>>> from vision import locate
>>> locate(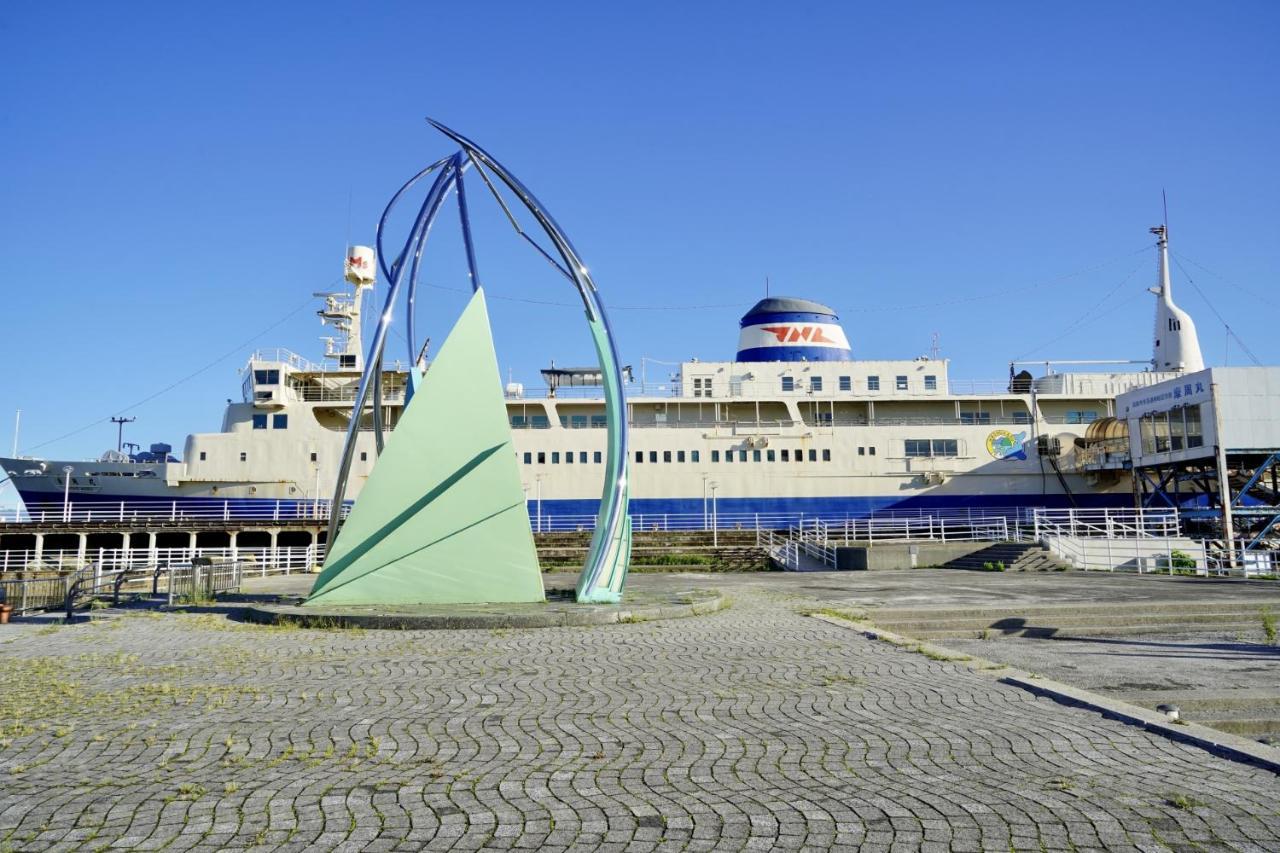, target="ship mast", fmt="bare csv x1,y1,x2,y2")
316,246,376,371
1149,225,1205,373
